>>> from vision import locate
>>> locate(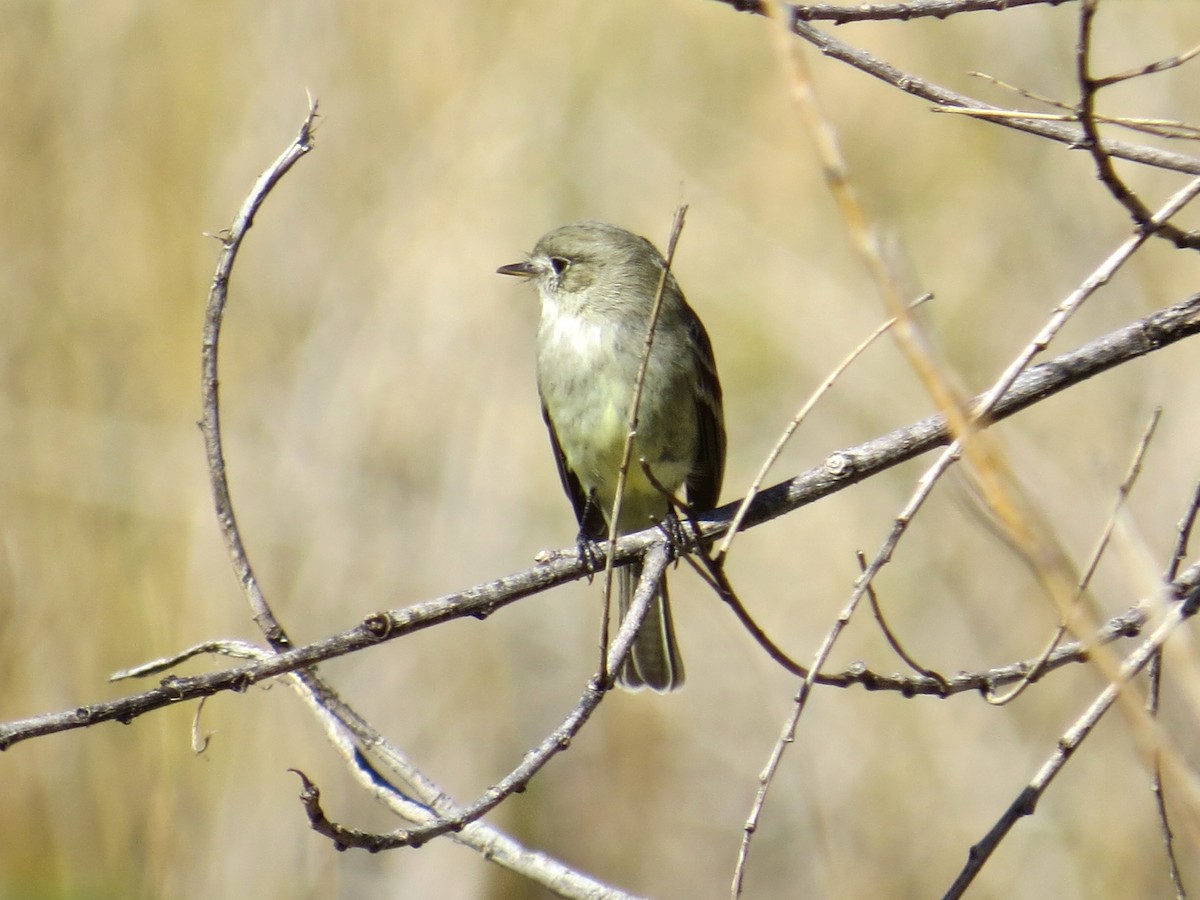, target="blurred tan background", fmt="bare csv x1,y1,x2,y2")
2,2,1200,898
